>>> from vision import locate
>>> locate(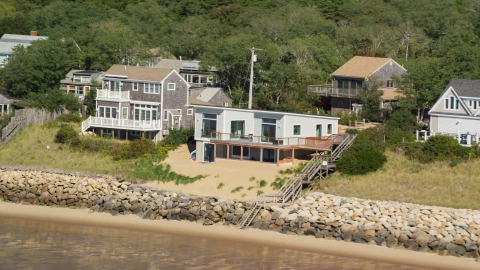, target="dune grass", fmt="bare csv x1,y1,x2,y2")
0,123,133,175
311,150,480,210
